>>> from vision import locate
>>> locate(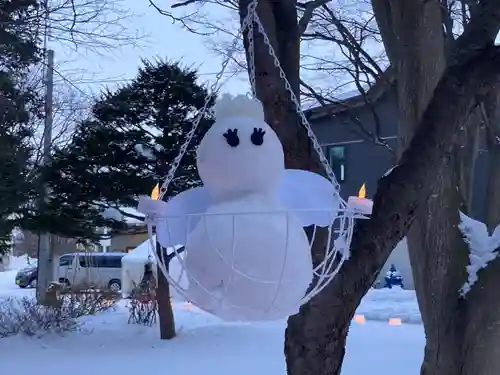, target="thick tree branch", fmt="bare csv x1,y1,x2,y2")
349,45,500,289
451,0,500,65
286,41,500,375
373,0,500,67
297,0,331,35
